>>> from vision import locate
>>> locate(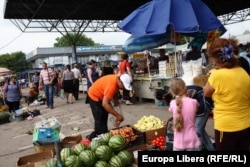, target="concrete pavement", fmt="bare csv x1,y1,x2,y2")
0,88,214,167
